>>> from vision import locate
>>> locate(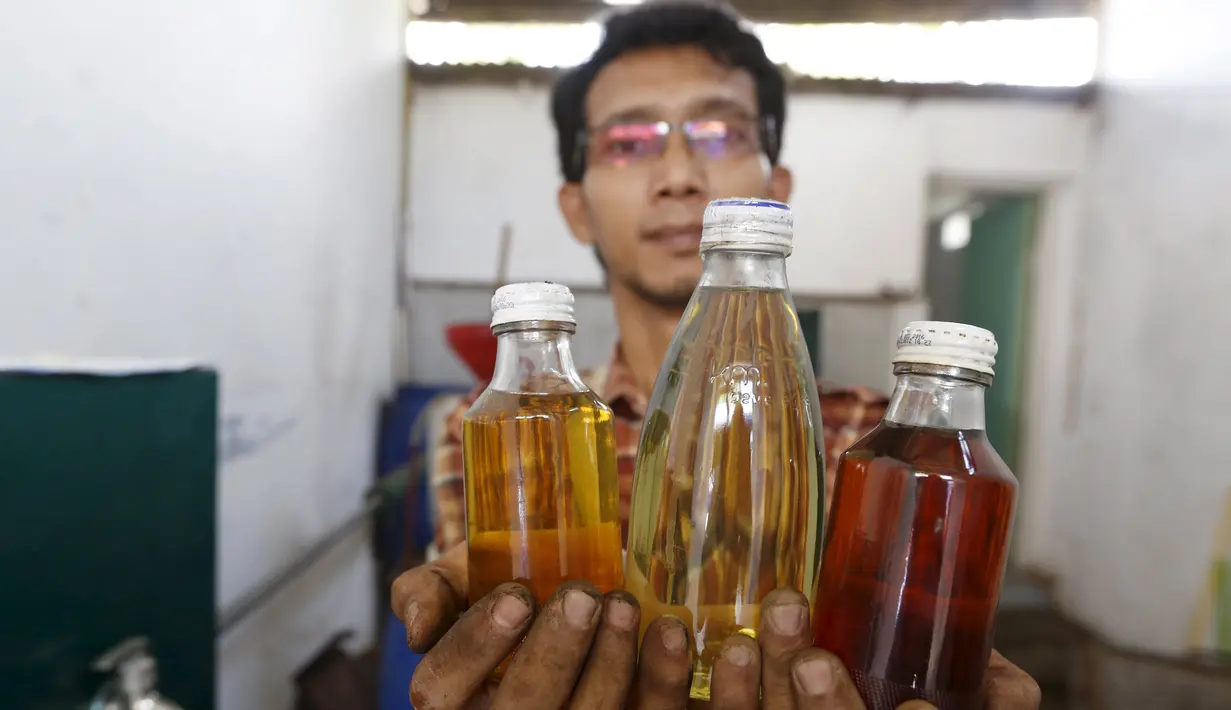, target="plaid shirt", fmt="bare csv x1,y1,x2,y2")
428,348,888,555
